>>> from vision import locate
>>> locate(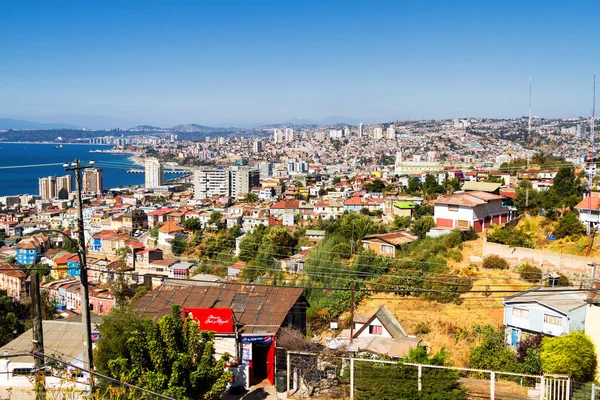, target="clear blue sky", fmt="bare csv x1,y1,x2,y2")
0,0,598,128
